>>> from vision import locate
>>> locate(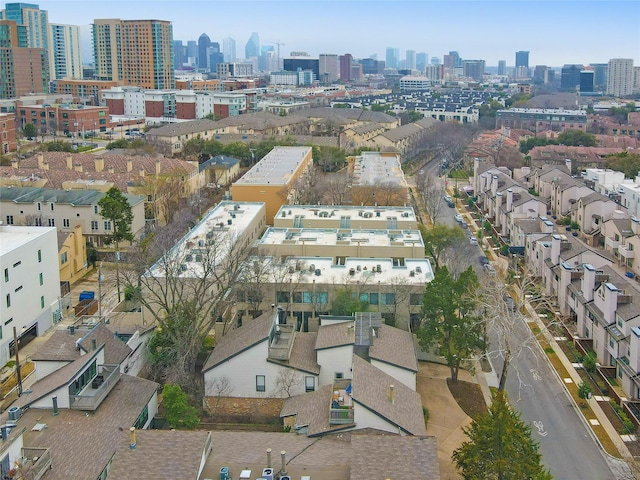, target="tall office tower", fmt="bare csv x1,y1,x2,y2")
498,60,507,76
340,53,353,82
385,47,399,69
223,37,236,62
533,65,550,83
462,59,485,80
198,33,211,70
405,50,416,70
93,18,174,89
319,53,340,82
208,42,223,72
173,40,186,69
580,70,594,93
607,58,634,97
589,63,608,89
47,23,82,80
245,32,259,59
448,51,461,68
430,57,441,65
258,45,274,71
416,52,427,72
186,40,197,64
0,20,47,98
560,64,582,90
515,50,529,68
443,54,455,69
